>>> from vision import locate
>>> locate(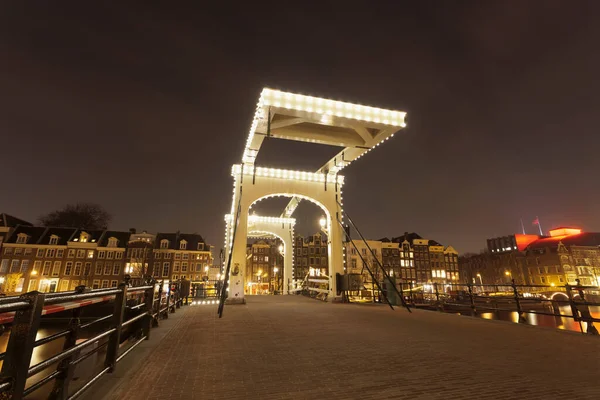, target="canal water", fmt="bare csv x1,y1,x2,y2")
0,323,107,399
474,305,600,333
